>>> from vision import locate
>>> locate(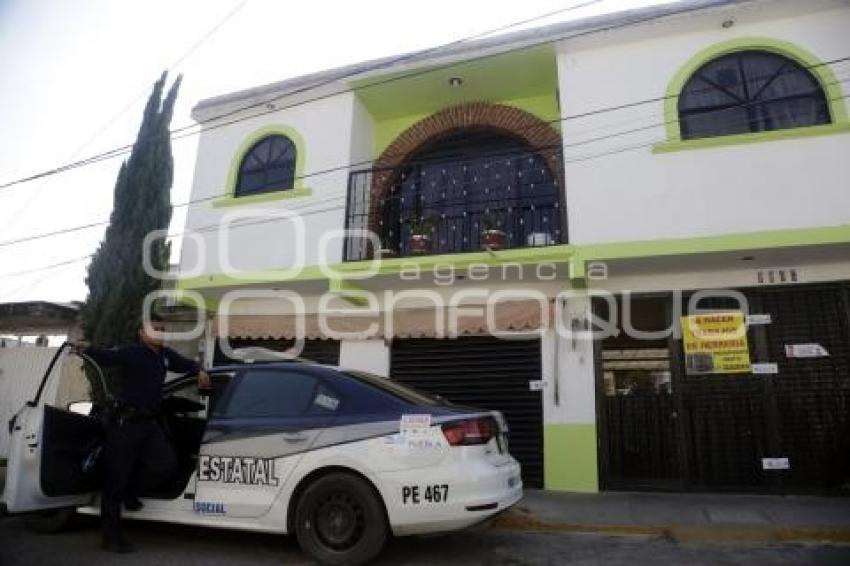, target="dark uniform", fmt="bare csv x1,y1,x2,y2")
84,344,201,546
